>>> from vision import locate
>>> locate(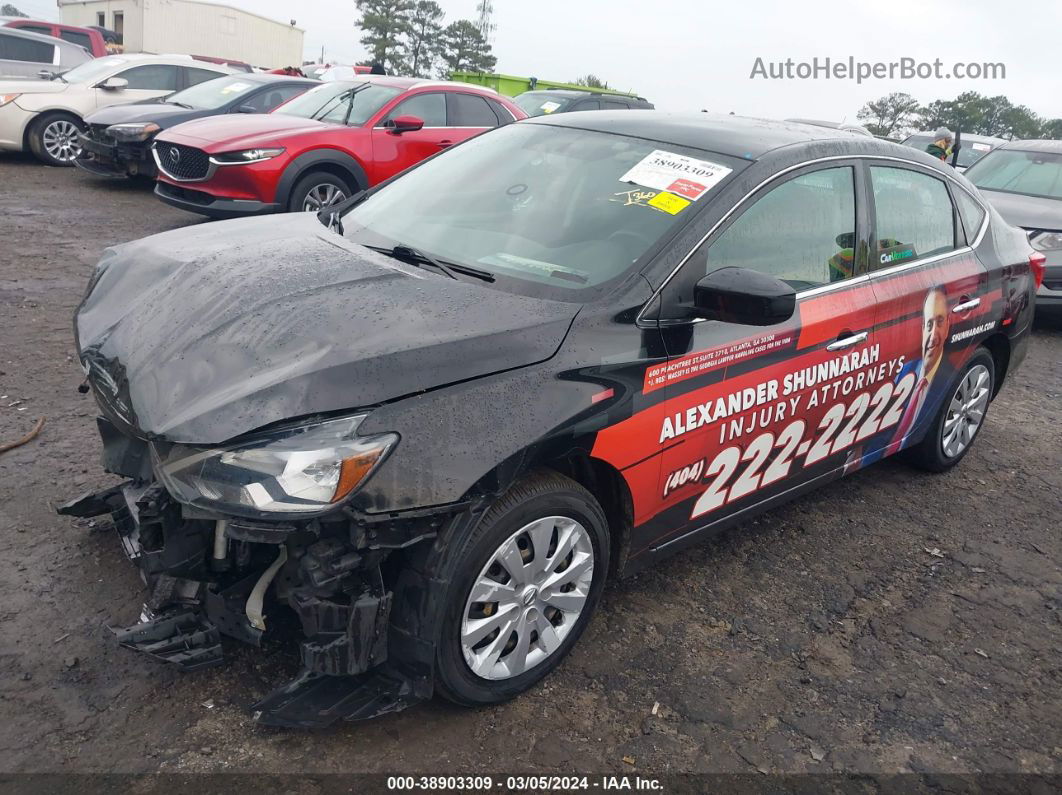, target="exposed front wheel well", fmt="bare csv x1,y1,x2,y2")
538,454,633,578
981,333,1011,397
